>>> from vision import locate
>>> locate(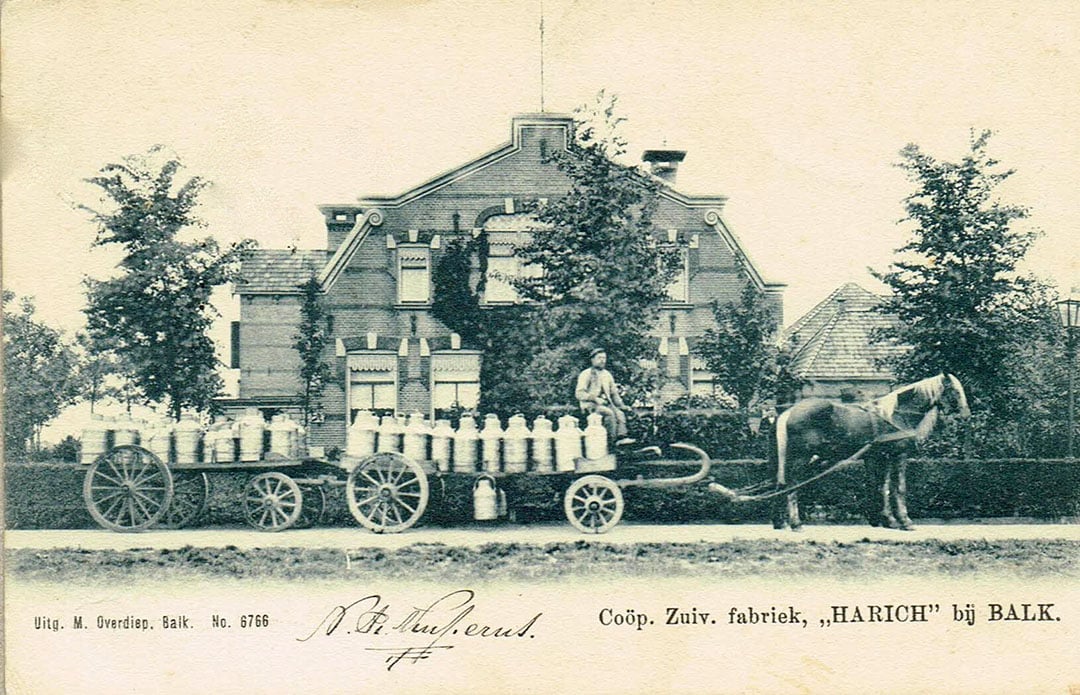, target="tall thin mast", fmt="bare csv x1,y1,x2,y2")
539,0,546,112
